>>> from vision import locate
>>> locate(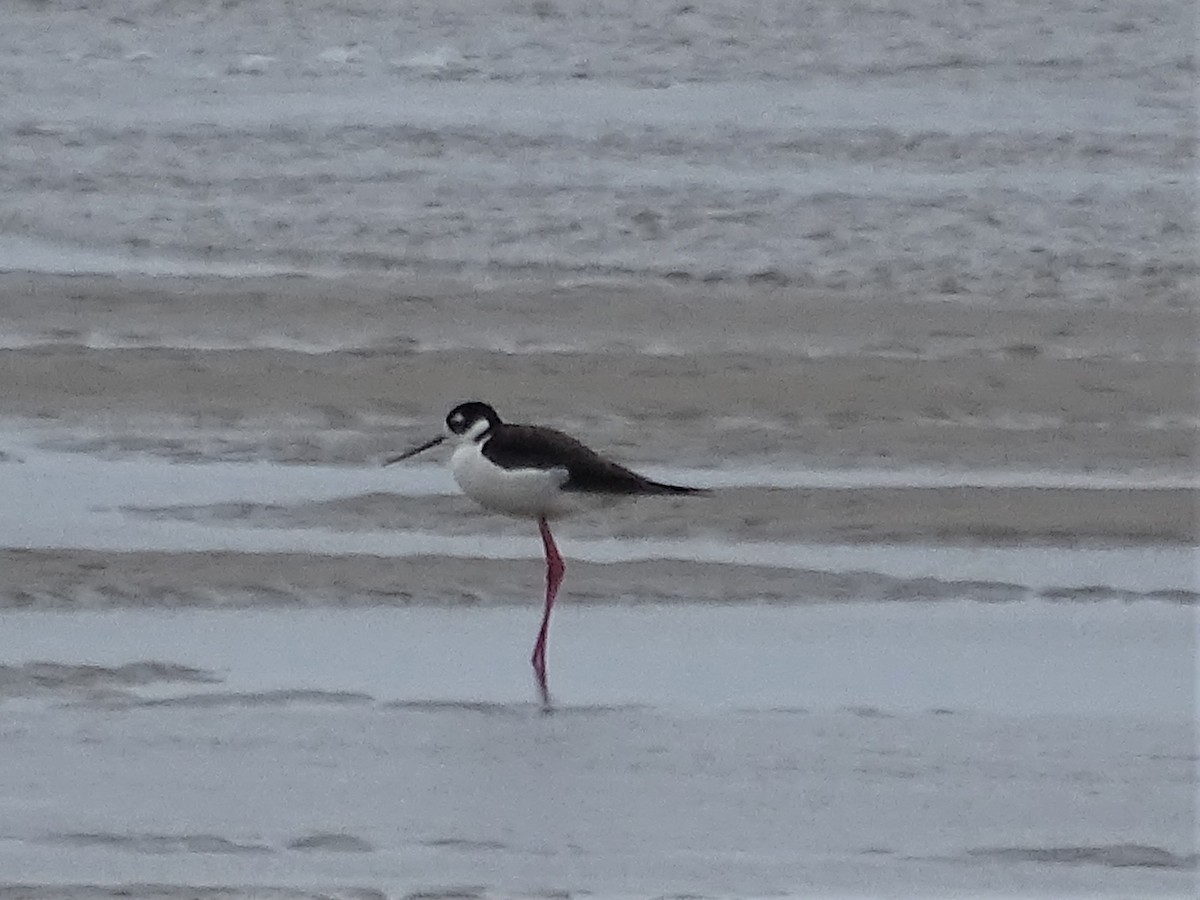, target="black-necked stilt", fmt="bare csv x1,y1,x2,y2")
384,401,704,707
